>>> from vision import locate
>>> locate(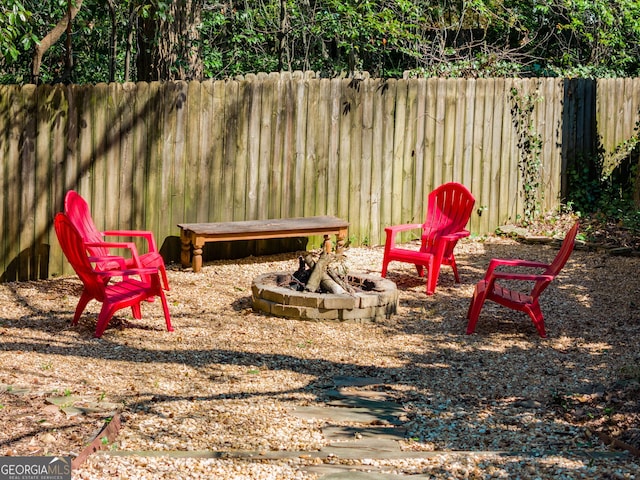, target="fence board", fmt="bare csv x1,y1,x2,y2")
337,79,351,226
